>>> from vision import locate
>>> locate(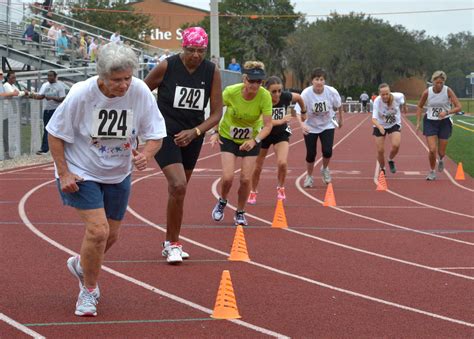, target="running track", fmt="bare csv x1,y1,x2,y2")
1,113,473,338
